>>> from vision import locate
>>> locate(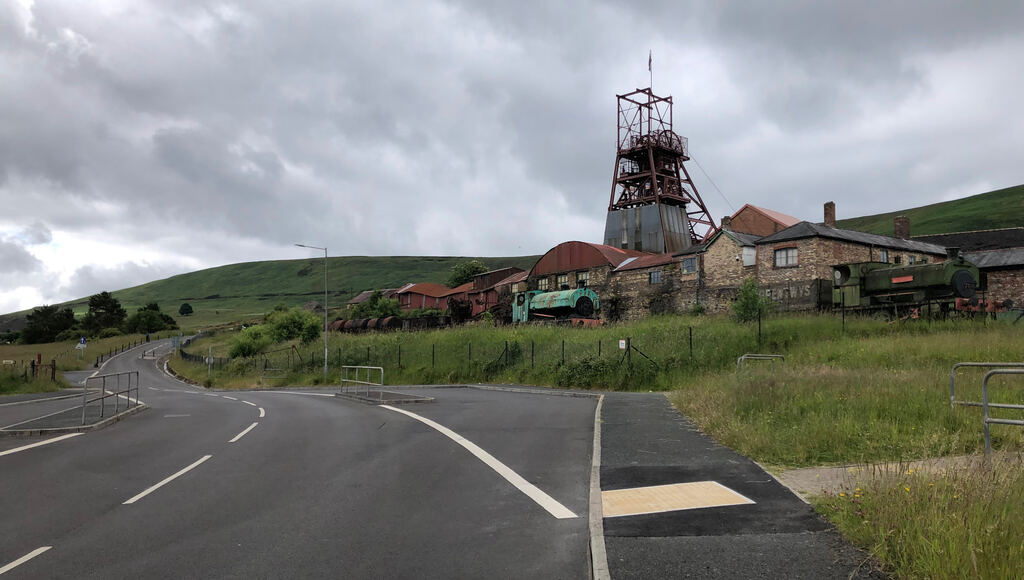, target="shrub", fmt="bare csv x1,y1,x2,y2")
97,327,121,338
266,308,321,344
732,278,774,322
229,325,273,358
